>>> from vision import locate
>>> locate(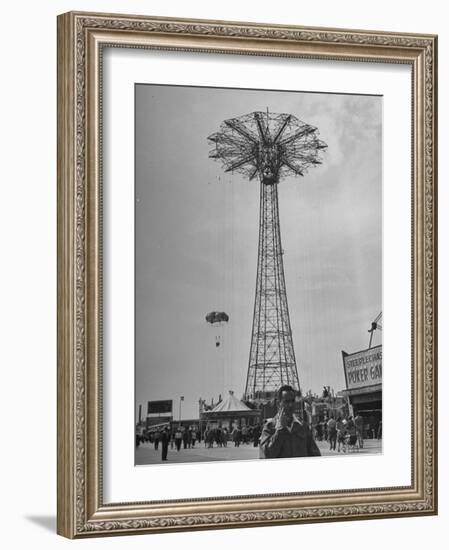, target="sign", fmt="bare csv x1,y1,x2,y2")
342,345,382,390
147,400,173,415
